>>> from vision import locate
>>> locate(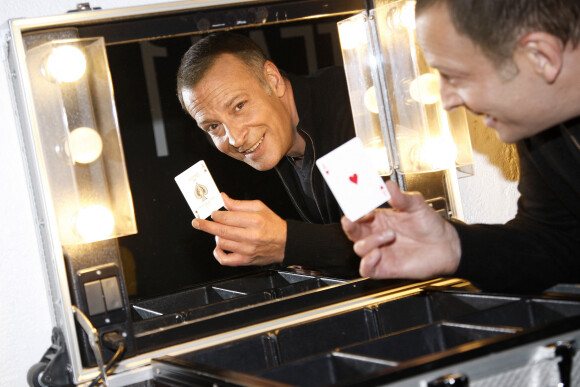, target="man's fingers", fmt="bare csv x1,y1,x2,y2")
357,211,376,222
341,216,358,241
385,180,401,207
215,235,254,257
341,211,377,242
214,246,264,266
221,192,265,212
214,247,248,266
359,249,382,277
210,209,262,229
192,218,211,232
192,217,219,234
192,216,248,242
353,229,395,257
386,180,425,212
